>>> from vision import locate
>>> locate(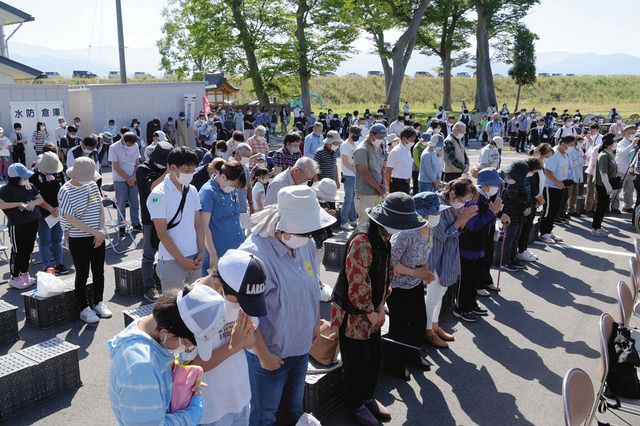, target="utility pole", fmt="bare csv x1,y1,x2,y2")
115,0,127,83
